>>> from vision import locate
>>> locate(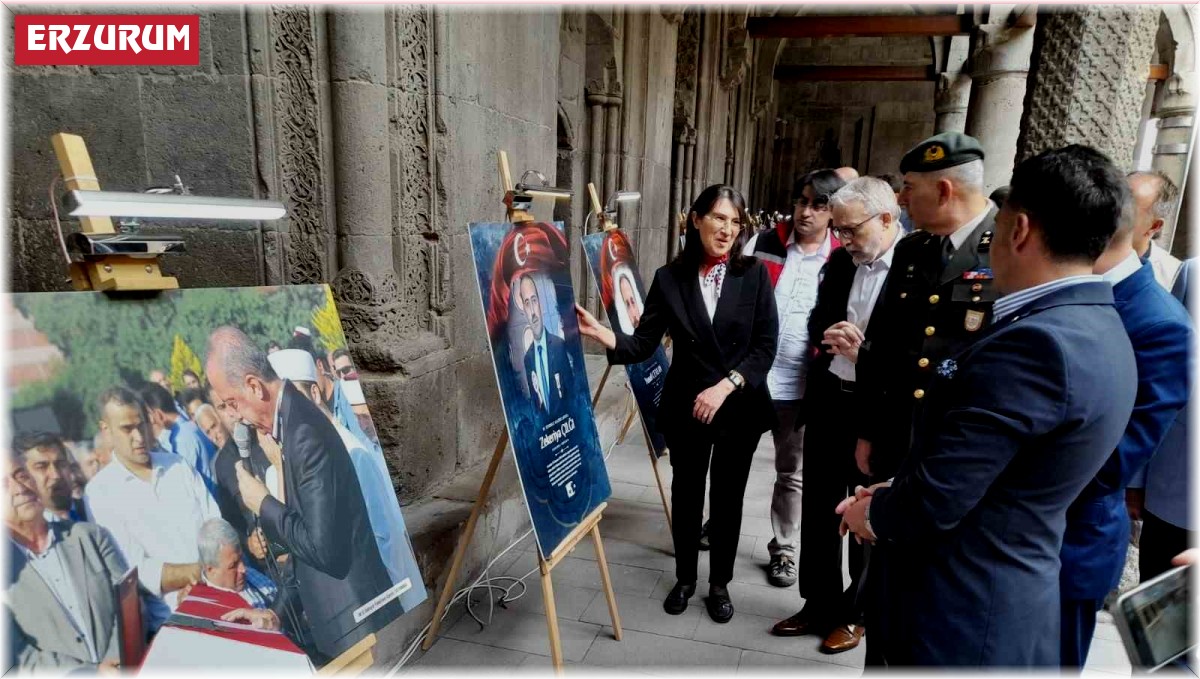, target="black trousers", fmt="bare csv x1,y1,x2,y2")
798,383,869,626
665,424,759,586
1141,509,1194,582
